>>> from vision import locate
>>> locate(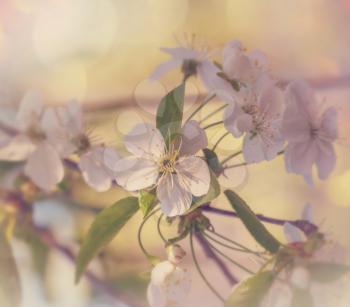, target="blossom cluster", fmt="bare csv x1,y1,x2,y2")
0,38,346,307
